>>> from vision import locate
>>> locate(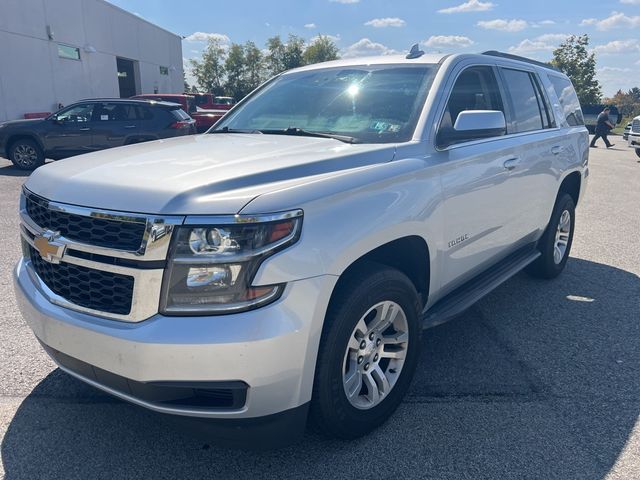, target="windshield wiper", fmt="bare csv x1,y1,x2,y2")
208,126,262,134
258,127,358,144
